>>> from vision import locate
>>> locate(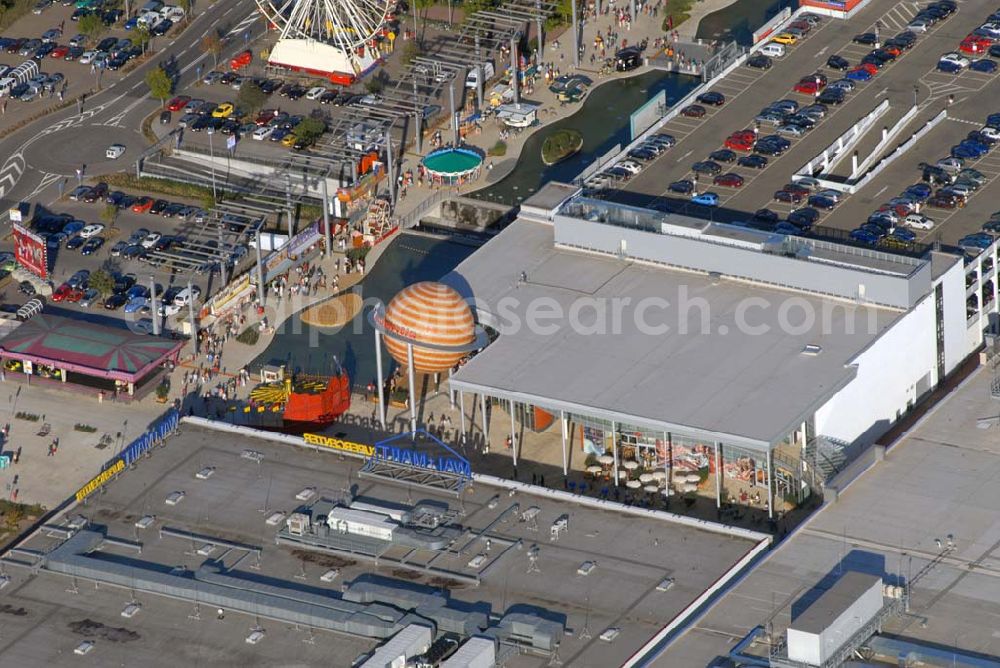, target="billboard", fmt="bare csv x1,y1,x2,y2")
13,223,47,279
